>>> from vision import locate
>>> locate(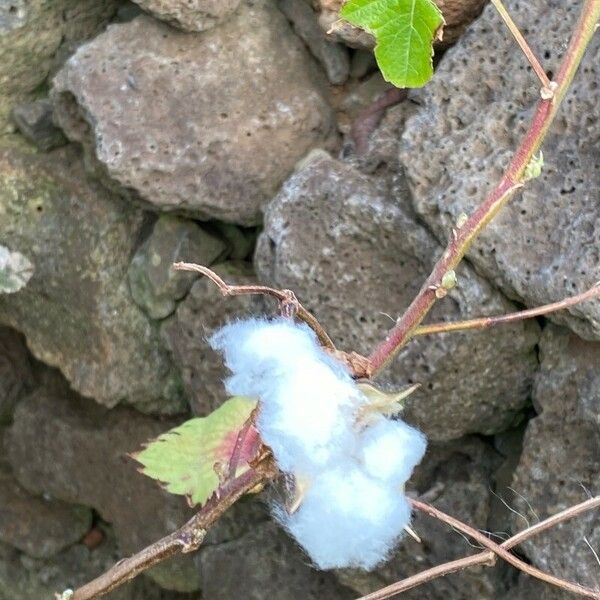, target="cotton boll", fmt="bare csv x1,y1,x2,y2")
210,318,317,377
257,356,360,473
211,318,364,474
209,319,297,397
211,317,427,570
277,463,411,570
360,417,427,485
